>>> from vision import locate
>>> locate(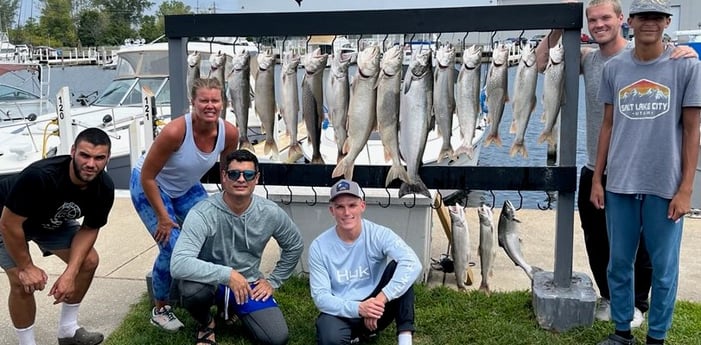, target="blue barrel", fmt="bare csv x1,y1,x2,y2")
683,42,701,57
